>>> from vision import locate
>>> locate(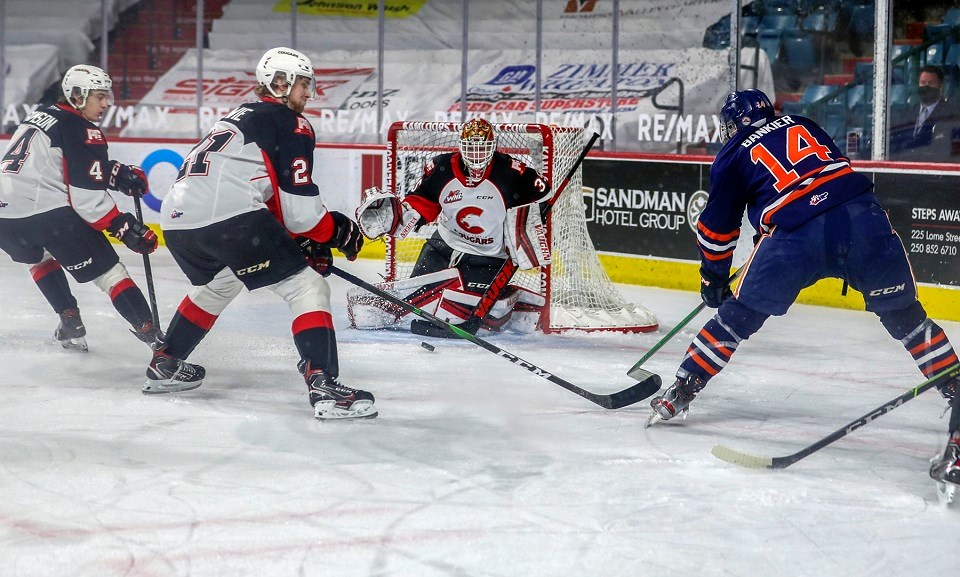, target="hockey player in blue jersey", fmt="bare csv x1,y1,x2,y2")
646,89,960,488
